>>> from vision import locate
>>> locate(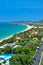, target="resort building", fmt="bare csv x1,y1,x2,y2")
31,31,38,35
0,42,16,49
16,36,21,41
